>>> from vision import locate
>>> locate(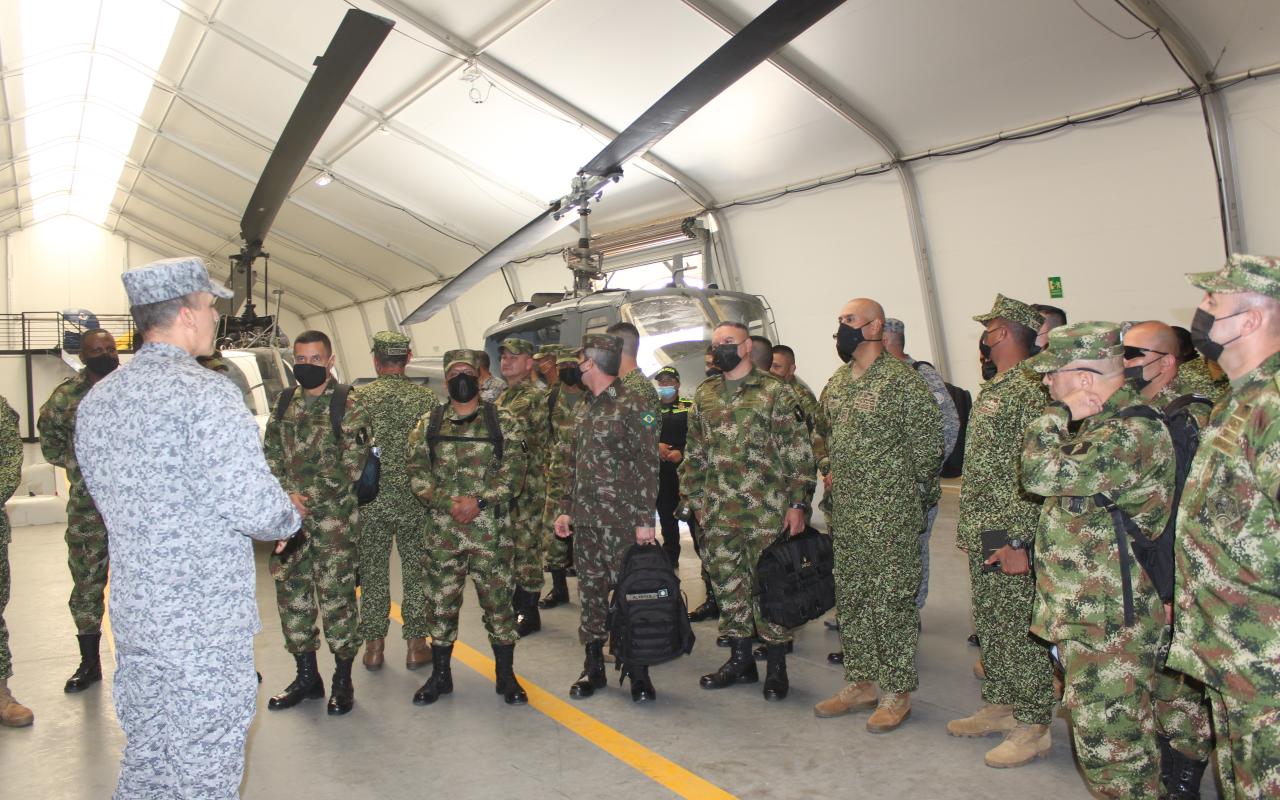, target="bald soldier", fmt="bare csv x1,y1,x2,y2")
38,326,120,693
813,298,943,732
1166,254,1280,798
495,338,550,636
